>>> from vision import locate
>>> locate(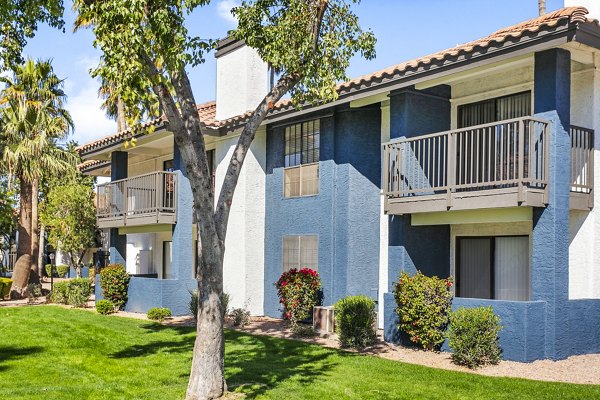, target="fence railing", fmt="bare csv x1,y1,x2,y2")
383,117,550,203
97,171,177,221
570,125,594,194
